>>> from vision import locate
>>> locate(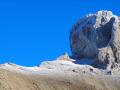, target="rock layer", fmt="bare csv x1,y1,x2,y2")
70,11,120,69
